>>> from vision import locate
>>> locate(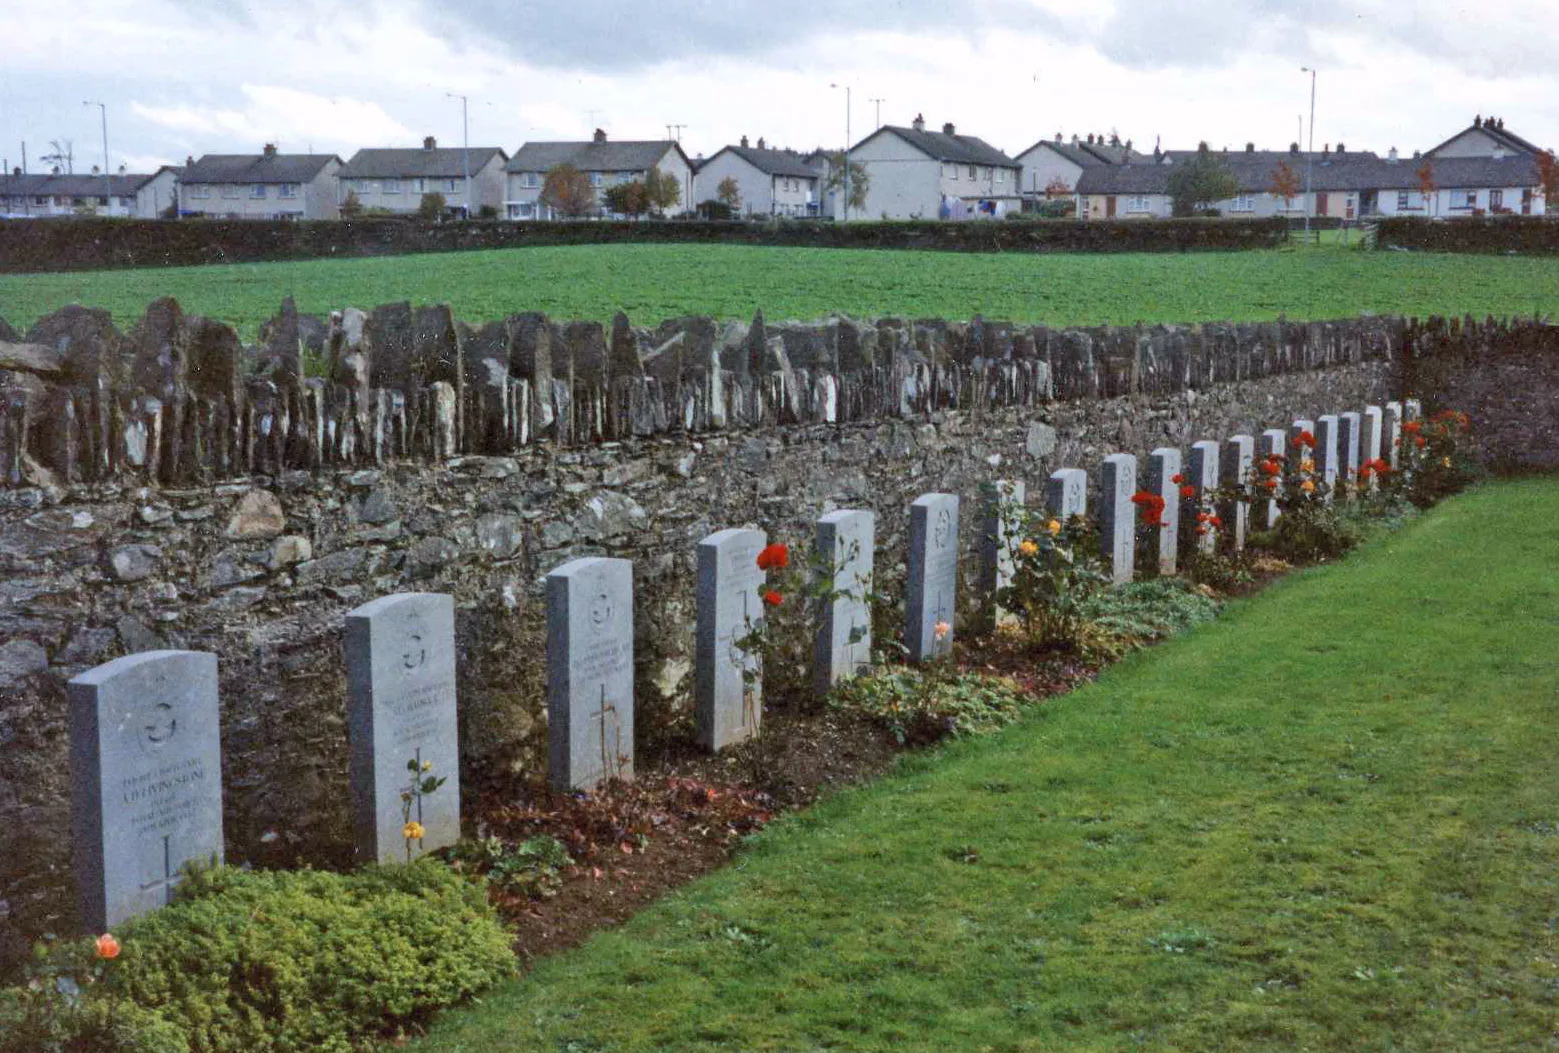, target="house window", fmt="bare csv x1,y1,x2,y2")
279,183,299,199
1232,193,1255,211
996,168,1005,183
190,185,210,199
221,185,240,199
383,179,400,194
589,172,602,187
1397,191,1410,210
967,165,977,179
1463,191,1478,208
32,195,48,206
250,184,266,199
411,178,425,193
1127,195,1152,212
1490,189,1504,210
522,172,539,188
